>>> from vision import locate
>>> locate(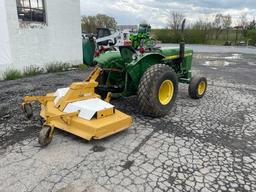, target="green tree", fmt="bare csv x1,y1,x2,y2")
81,14,117,33
247,29,256,45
